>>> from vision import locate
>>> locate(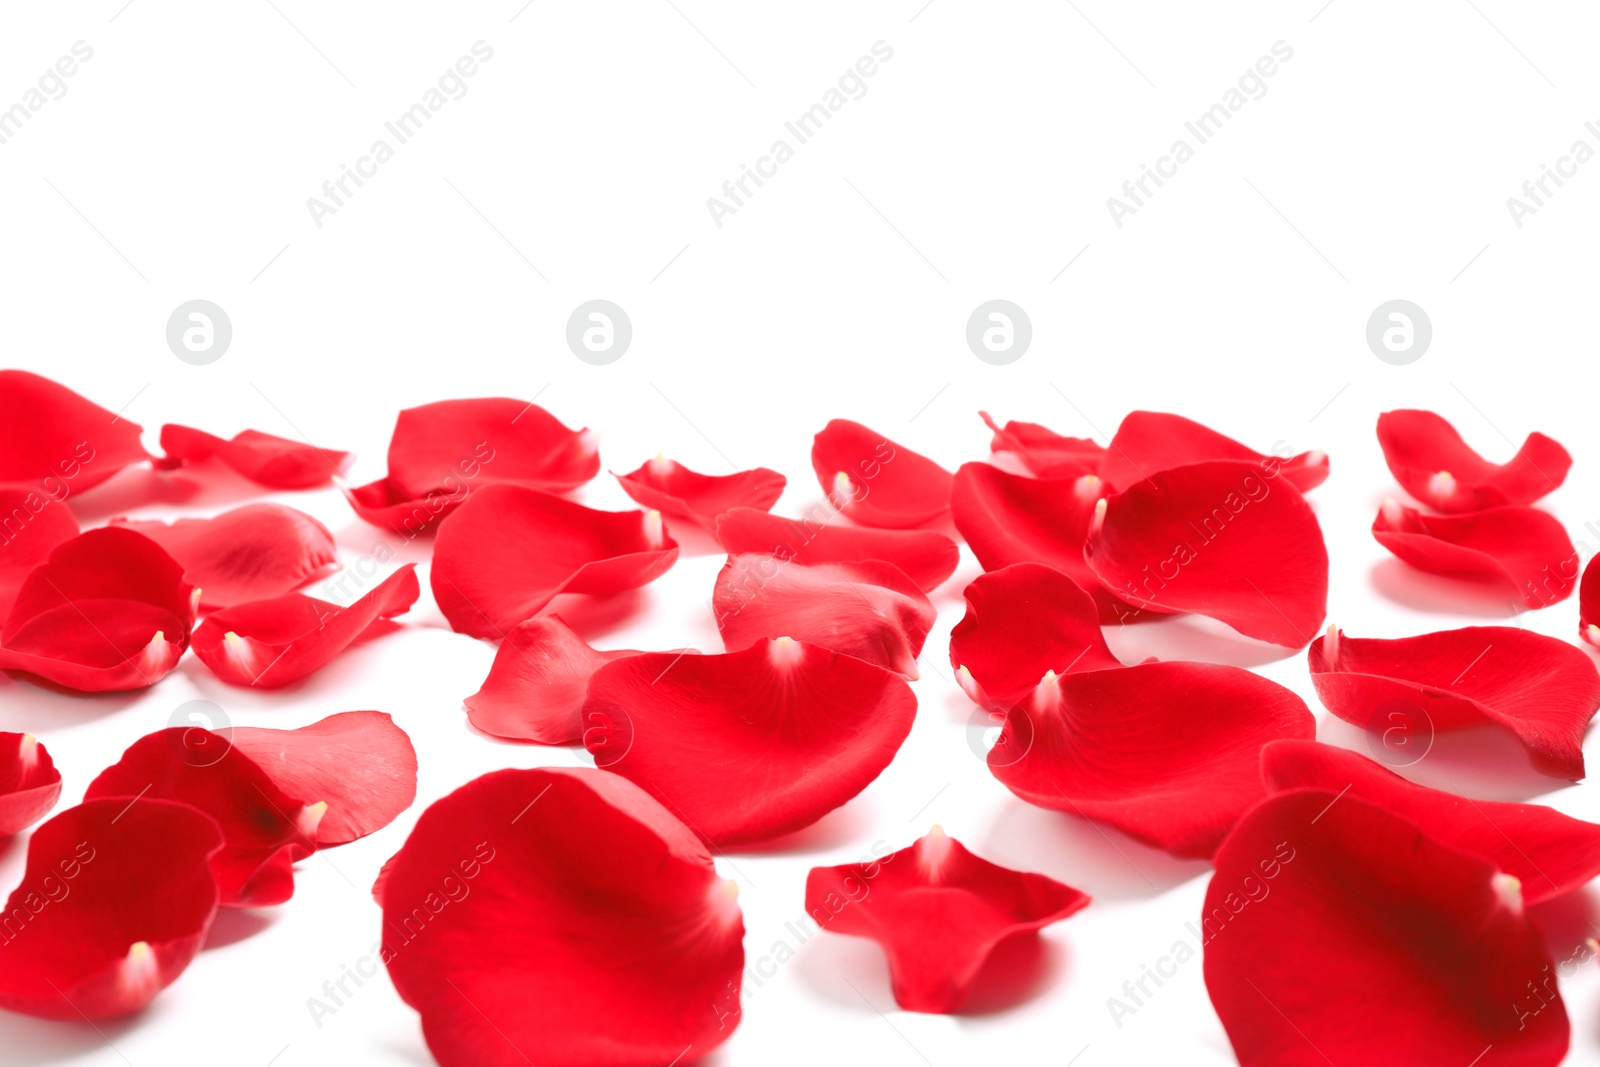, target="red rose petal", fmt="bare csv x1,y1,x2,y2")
190,565,419,688
948,563,1121,711
0,528,194,692
0,798,223,1020
713,554,934,679
1309,625,1600,779
613,455,785,530
157,424,351,489
1582,555,1600,646
1086,459,1329,647
0,486,80,619
805,827,1090,1013
582,639,917,846
0,370,153,493
228,711,417,848
463,616,646,745
85,728,319,907
713,506,958,592
431,485,678,640
811,419,952,528
950,461,1153,624
1099,410,1328,494
989,661,1314,858
1377,408,1570,512
112,502,337,609
979,411,1104,478
339,476,468,537
1372,497,1578,610
1262,740,1600,905
388,397,597,500
0,732,62,836
1204,790,1568,1067
378,767,744,1067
